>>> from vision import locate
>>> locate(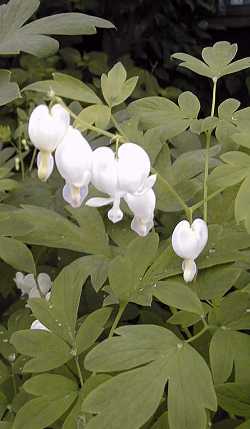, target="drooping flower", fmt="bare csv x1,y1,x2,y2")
30,320,49,331
86,143,156,224
125,188,156,237
55,126,92,208
28,104,70,181
14,272,52,300
172,218,208,282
